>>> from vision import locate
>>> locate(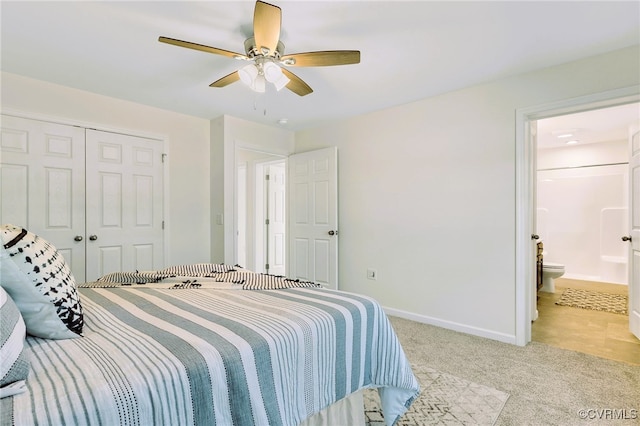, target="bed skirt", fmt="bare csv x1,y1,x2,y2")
300,390,365,426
